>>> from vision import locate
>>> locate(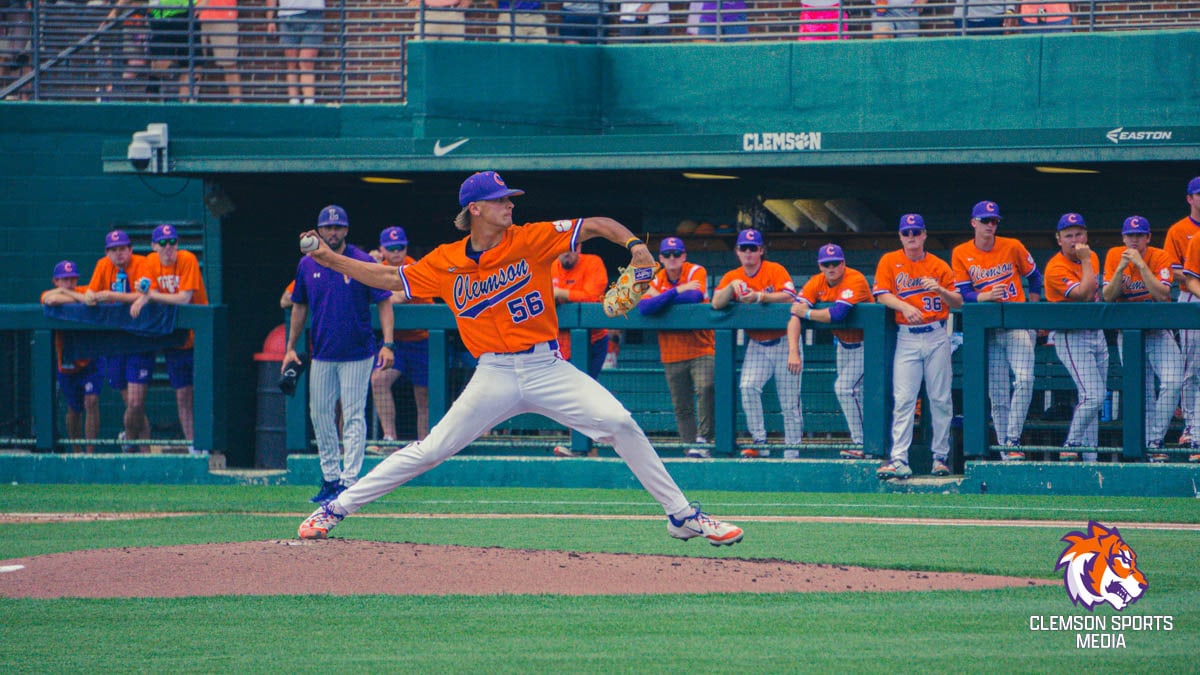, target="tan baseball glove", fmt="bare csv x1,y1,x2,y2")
603,263,660,317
